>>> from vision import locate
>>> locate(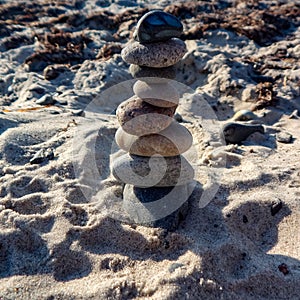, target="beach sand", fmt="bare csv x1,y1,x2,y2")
0,1,299,299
